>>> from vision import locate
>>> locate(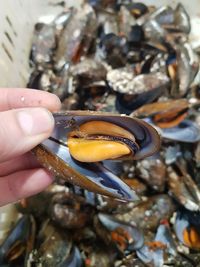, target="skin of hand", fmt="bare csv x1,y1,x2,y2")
0,88,61,206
